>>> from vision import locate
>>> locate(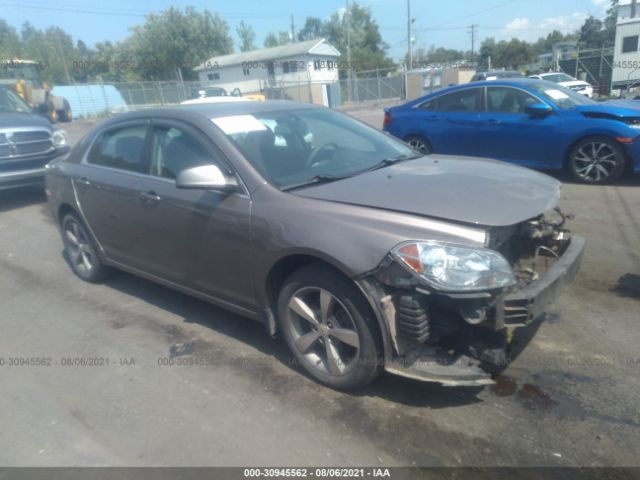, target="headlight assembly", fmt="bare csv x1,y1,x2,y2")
52,130,68,147
392,241,515,291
